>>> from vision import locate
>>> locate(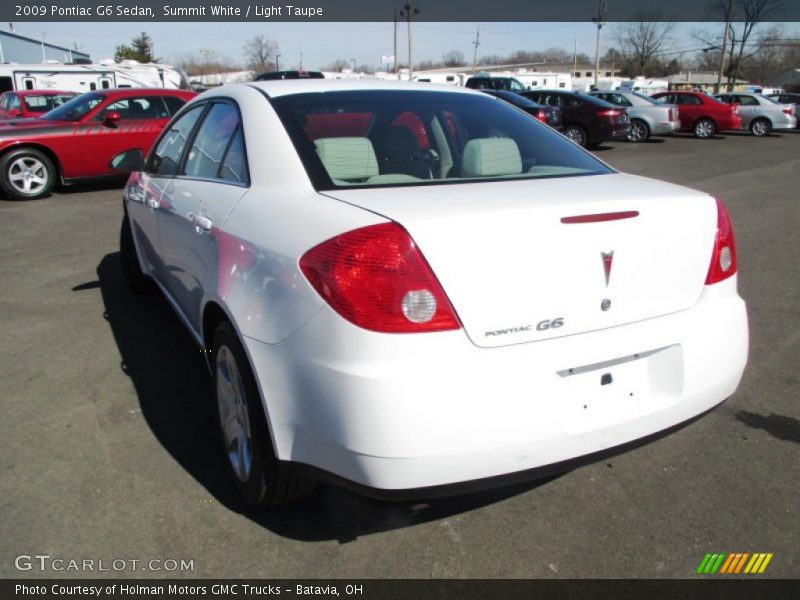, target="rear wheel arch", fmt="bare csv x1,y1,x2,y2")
205,306,316,506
